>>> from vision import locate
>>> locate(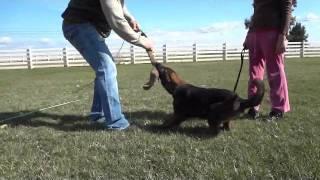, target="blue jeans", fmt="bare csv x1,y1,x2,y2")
63,22,129,130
